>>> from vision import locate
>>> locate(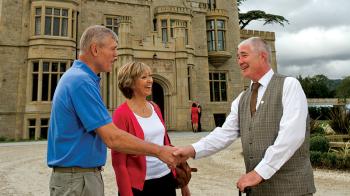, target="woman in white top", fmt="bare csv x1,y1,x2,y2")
111,61,190,196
